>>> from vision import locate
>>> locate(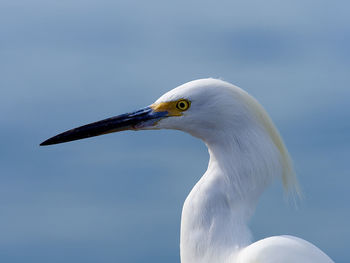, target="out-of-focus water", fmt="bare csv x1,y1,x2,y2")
0,0,349,262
